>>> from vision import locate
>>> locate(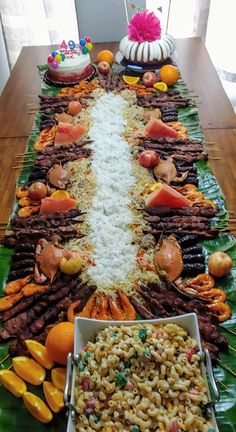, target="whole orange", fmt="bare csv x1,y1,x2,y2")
45,322,74,365
160,65,180,86
96,50,115,66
